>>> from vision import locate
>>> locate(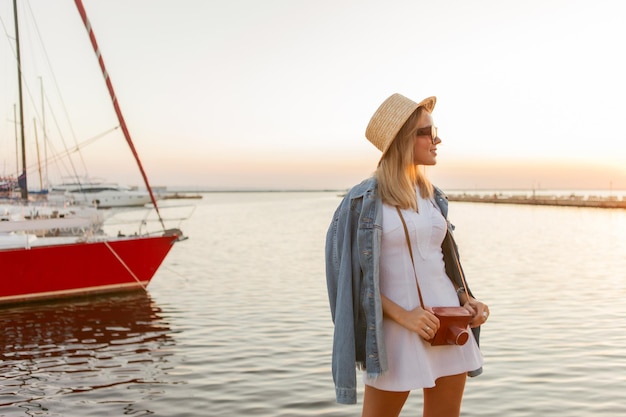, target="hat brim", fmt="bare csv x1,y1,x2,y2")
365,94,437,158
